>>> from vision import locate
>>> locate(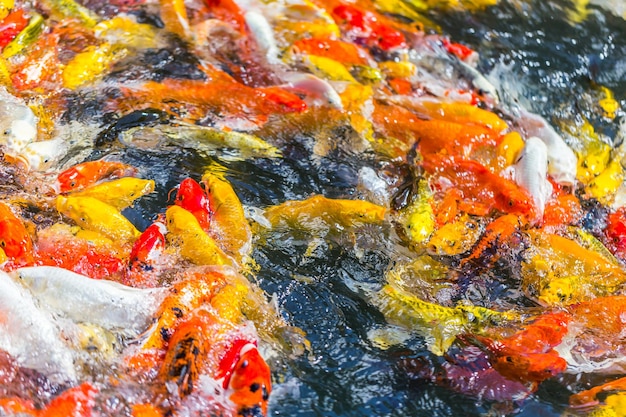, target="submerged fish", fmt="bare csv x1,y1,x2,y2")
374,284,518,355
119,124,282,160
